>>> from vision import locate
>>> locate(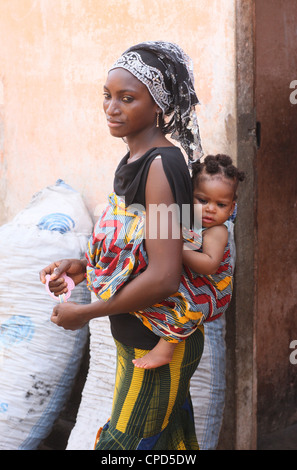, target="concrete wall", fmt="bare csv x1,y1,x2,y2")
0,0,236,225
